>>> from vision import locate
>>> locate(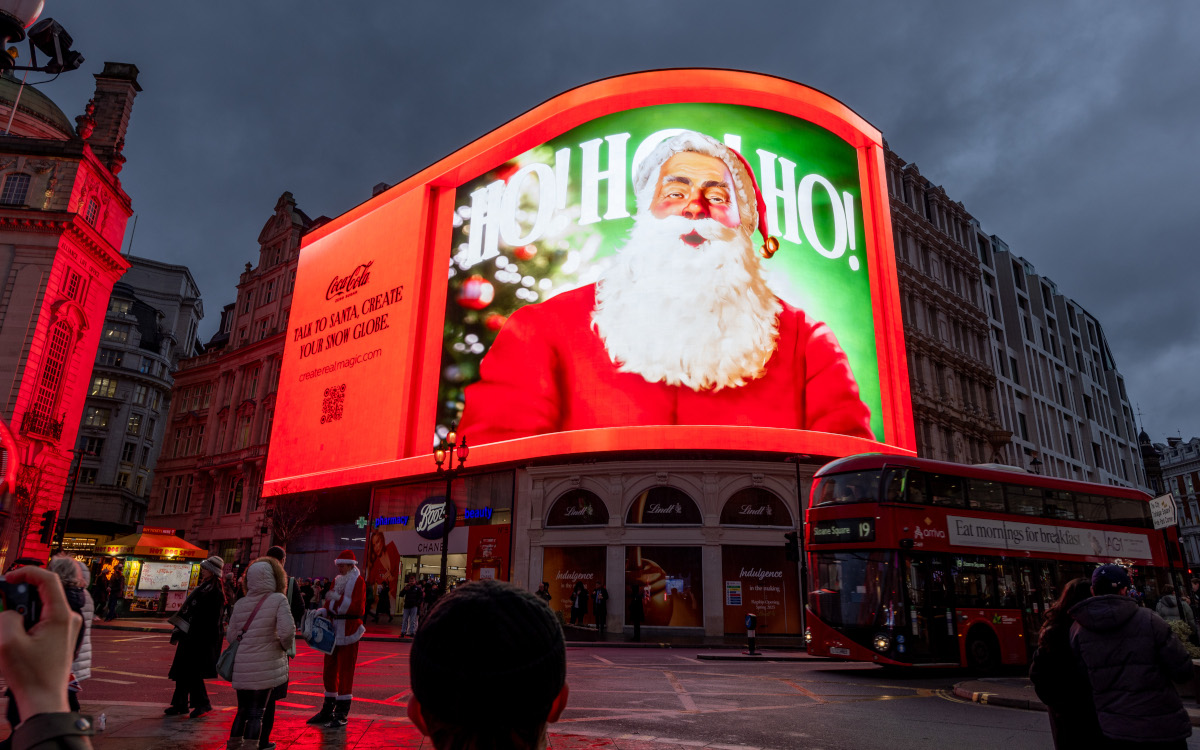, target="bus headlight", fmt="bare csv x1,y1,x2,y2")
804,627,812,645
873,633,891,652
